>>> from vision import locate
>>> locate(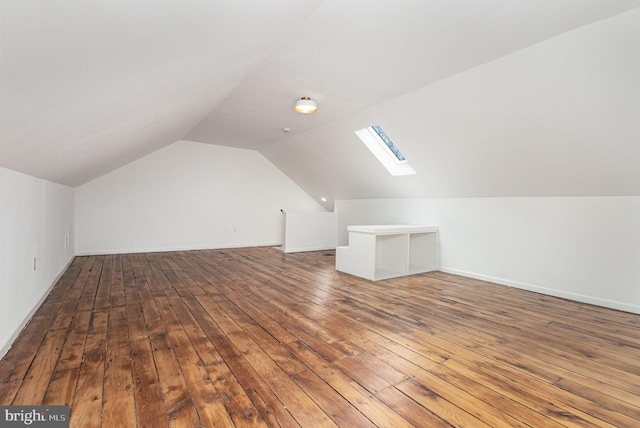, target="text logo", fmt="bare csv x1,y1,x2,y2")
0,406,69,428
